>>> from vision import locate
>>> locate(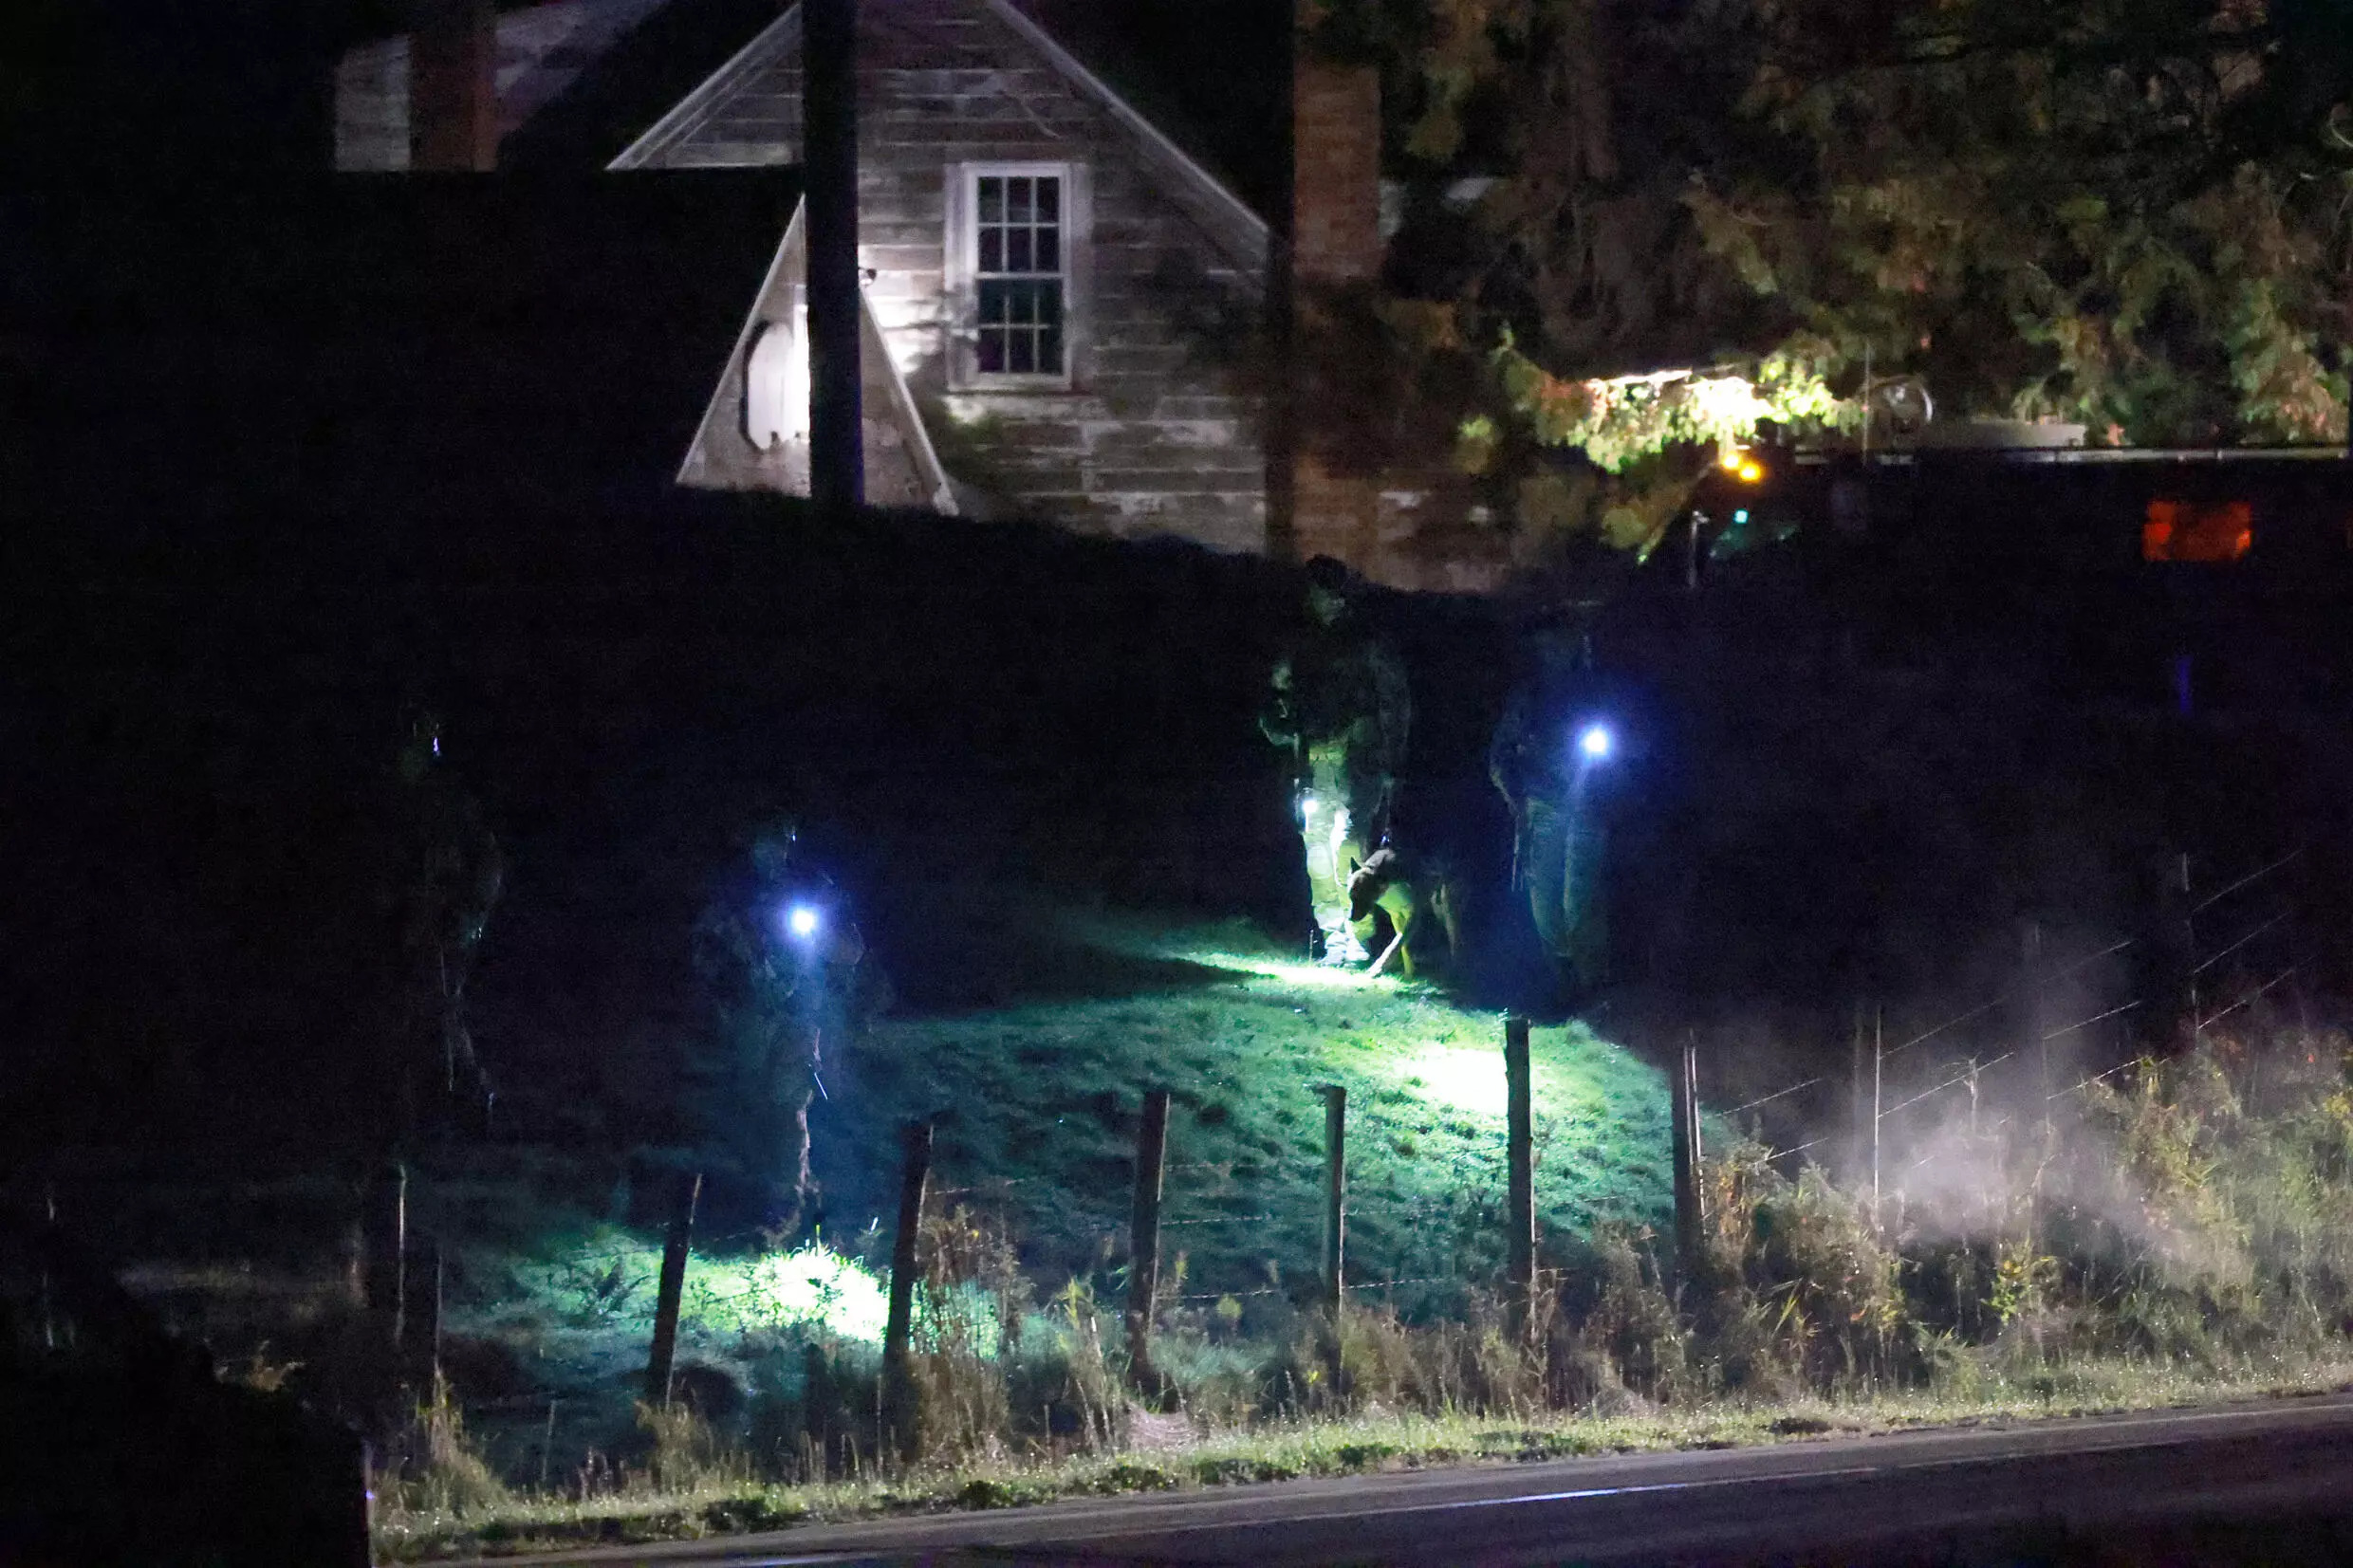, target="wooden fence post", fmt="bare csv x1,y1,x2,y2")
37,1185,57,1352
880,1119,934,1462
1688,1037,1705,1182
1125,1089,1173,1405
643,1171,702,1408
1849,1001,1868,1184
366,1162,408,1350
1872,1007,1883,1221
2024,919,2050,1134
421,1234,445,1379
1504,1017,1535,1337
2181,853,2201,1046
1320,1085,1347,1312
1671,1036,1701,1273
